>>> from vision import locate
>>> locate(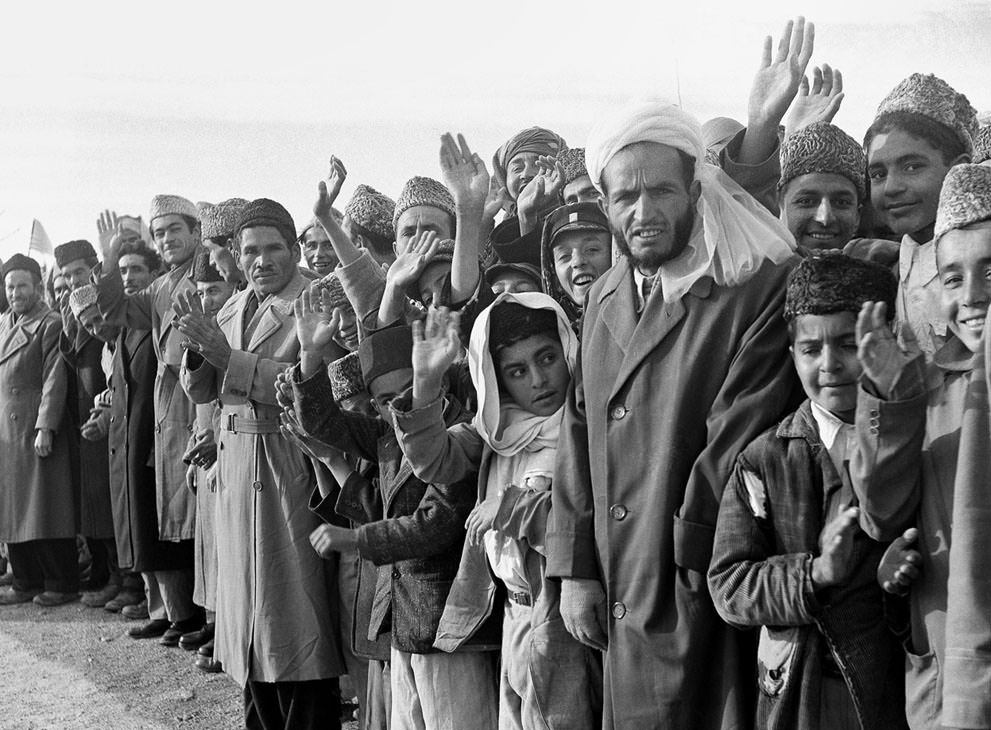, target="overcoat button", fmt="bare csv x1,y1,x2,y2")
609,504,628,521
610,405,627,421
611,602,627,619
253,481,263,492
